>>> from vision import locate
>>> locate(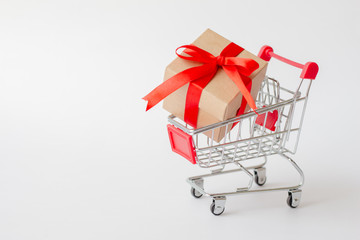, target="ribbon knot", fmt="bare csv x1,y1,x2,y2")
216,56,225,66
143,42,260,128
